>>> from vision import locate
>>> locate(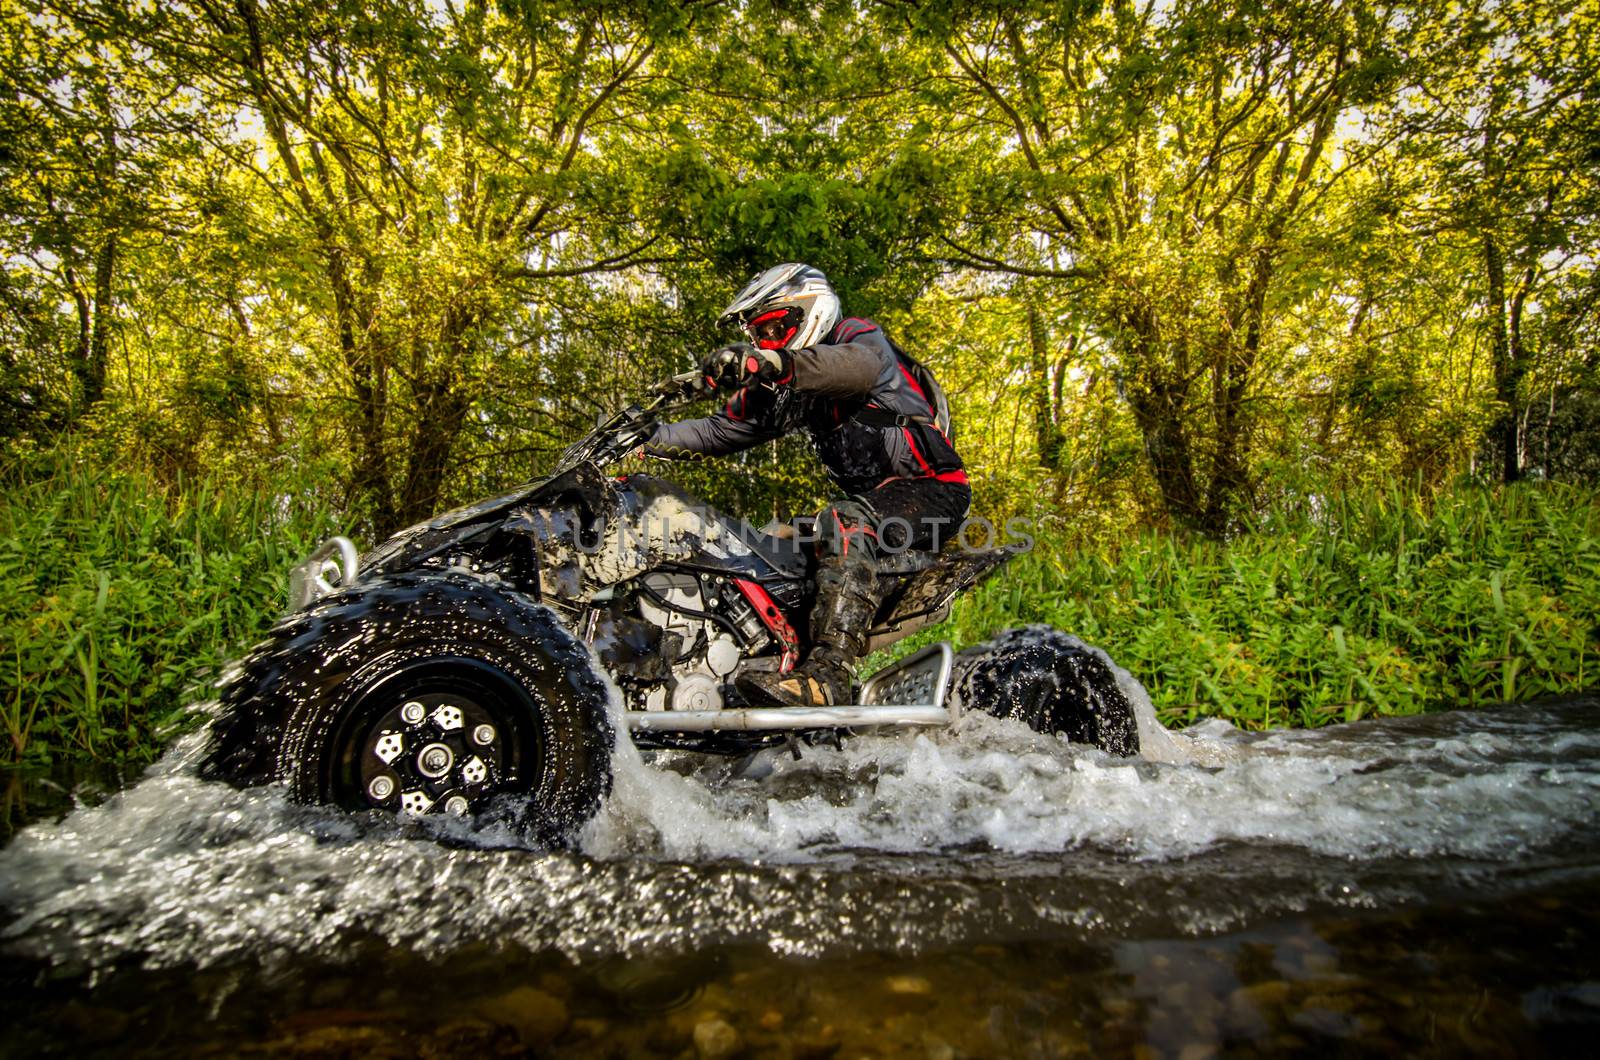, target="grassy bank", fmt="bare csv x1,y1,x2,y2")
0,454,338,766
926,484,1599,728
3,458,1595,765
